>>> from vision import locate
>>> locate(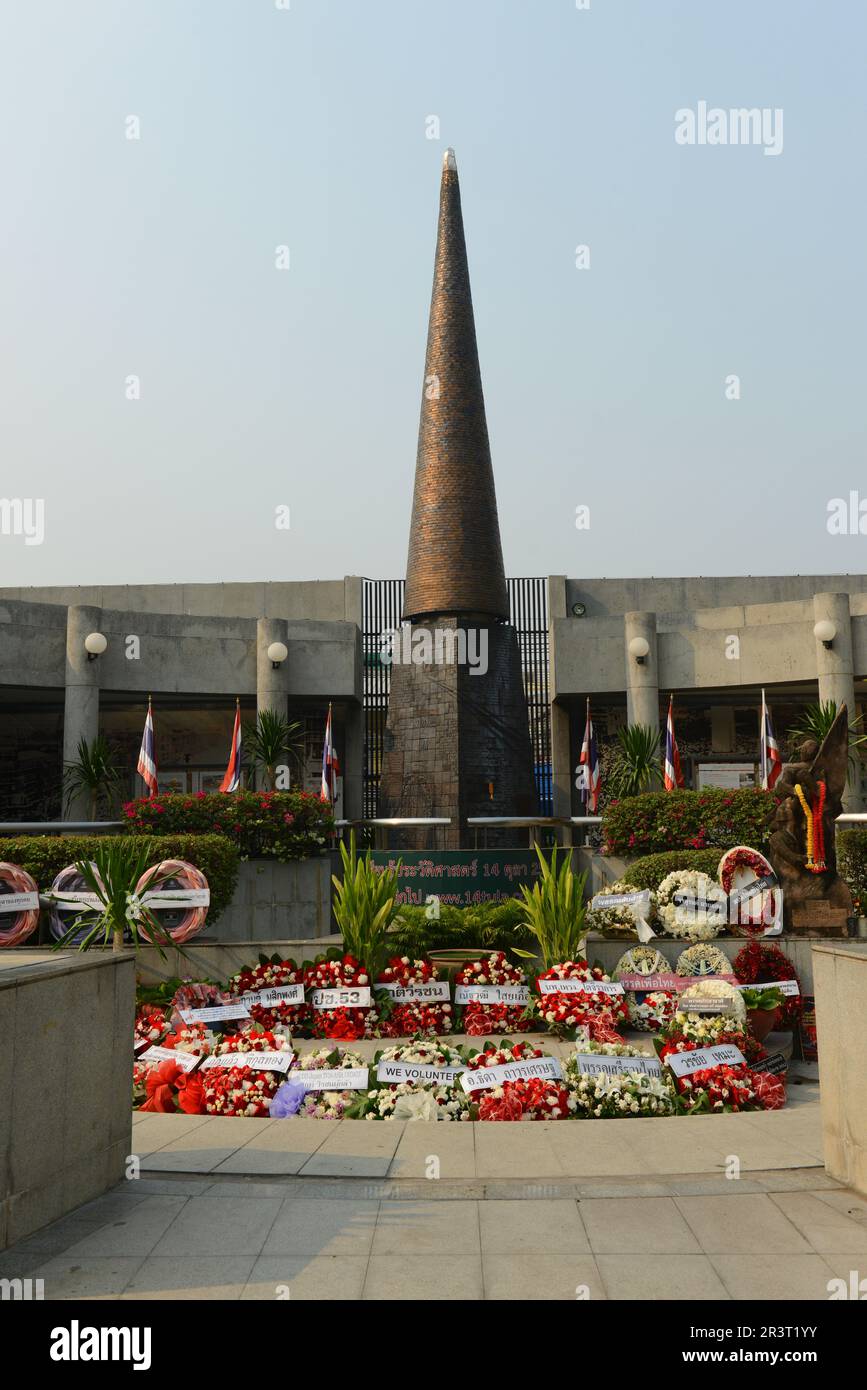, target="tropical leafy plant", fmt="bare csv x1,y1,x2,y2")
740,985,784,1012
48,838,178,955
786,700,867,770
332,831,402,982
62,735,121,819
607,724,663,799
244,709,304,791
513,845,588,970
